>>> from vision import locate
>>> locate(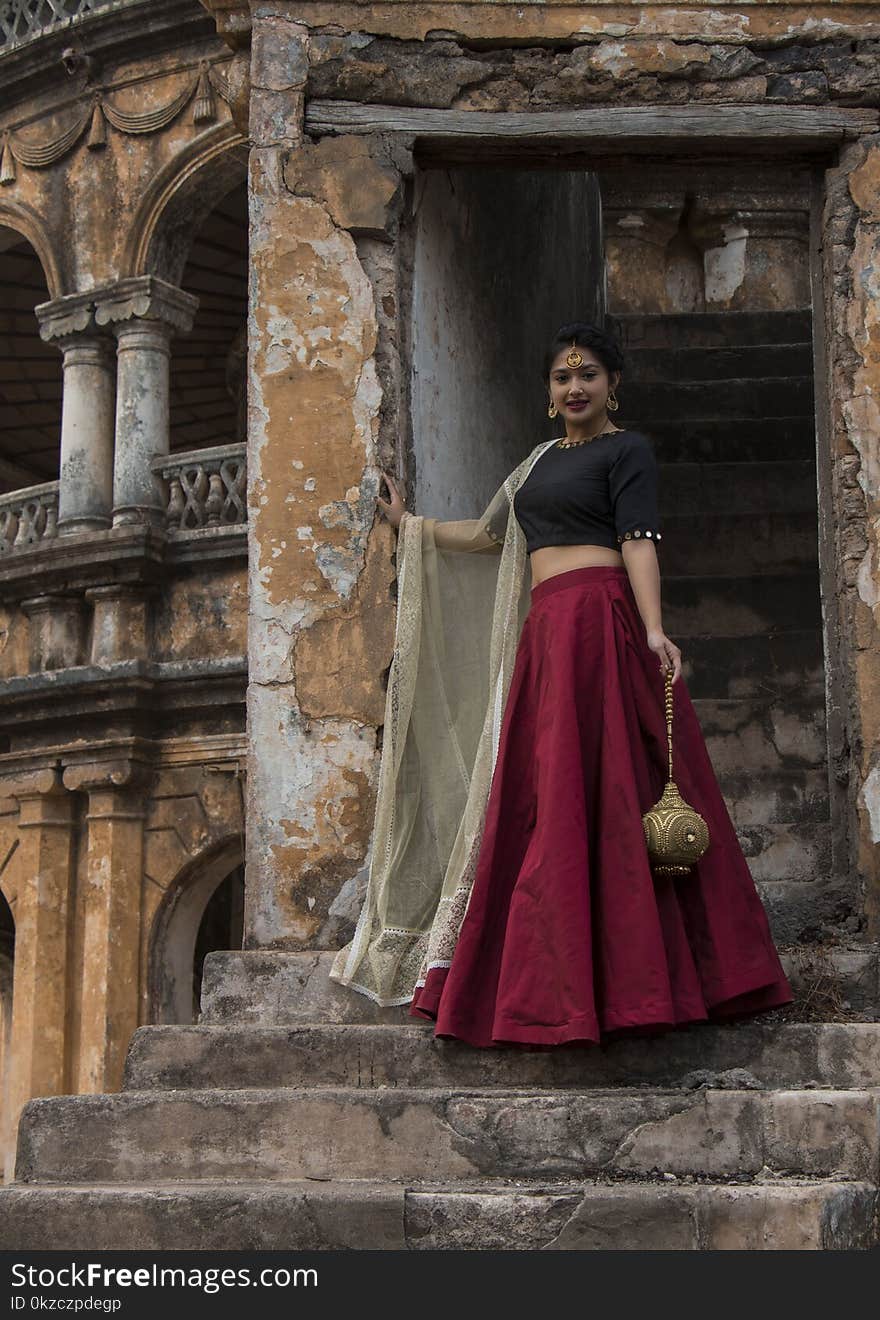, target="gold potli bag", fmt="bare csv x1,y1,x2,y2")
642,669,710,876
